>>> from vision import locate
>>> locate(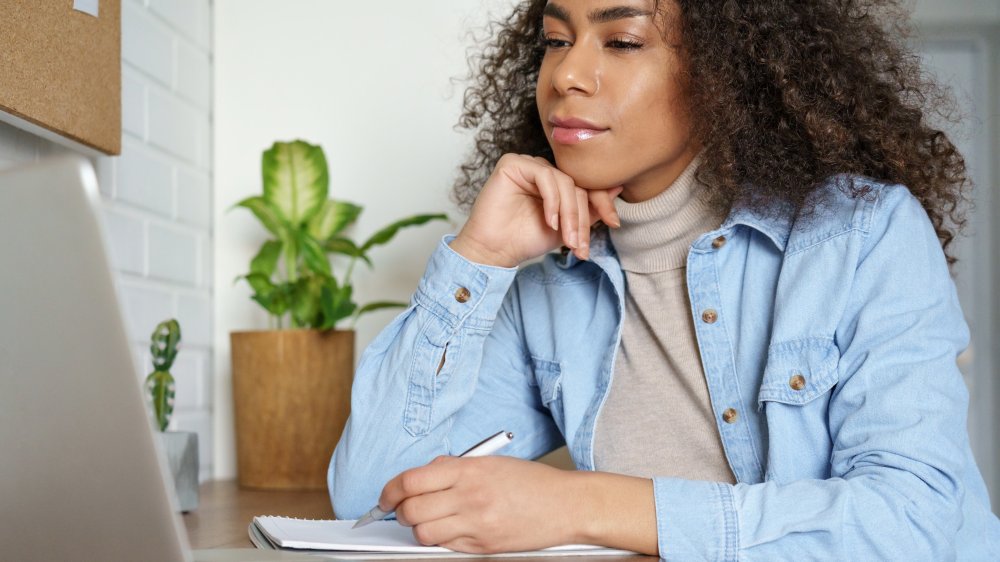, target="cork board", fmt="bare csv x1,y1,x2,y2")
0,0,121,155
